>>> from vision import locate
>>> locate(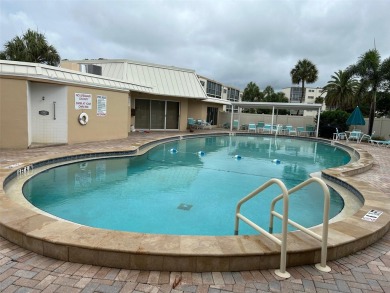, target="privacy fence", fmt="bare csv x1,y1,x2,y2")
218,112,390,139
